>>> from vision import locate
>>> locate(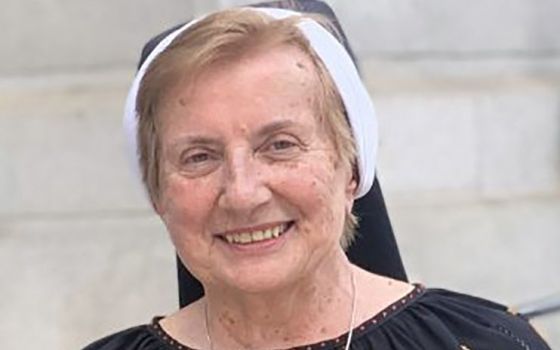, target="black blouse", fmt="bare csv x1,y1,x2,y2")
82,285,551,350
